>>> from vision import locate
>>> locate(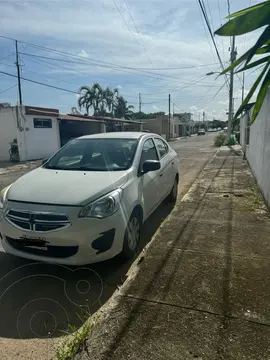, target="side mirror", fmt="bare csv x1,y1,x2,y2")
142,160,161,174
42,158,48,165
